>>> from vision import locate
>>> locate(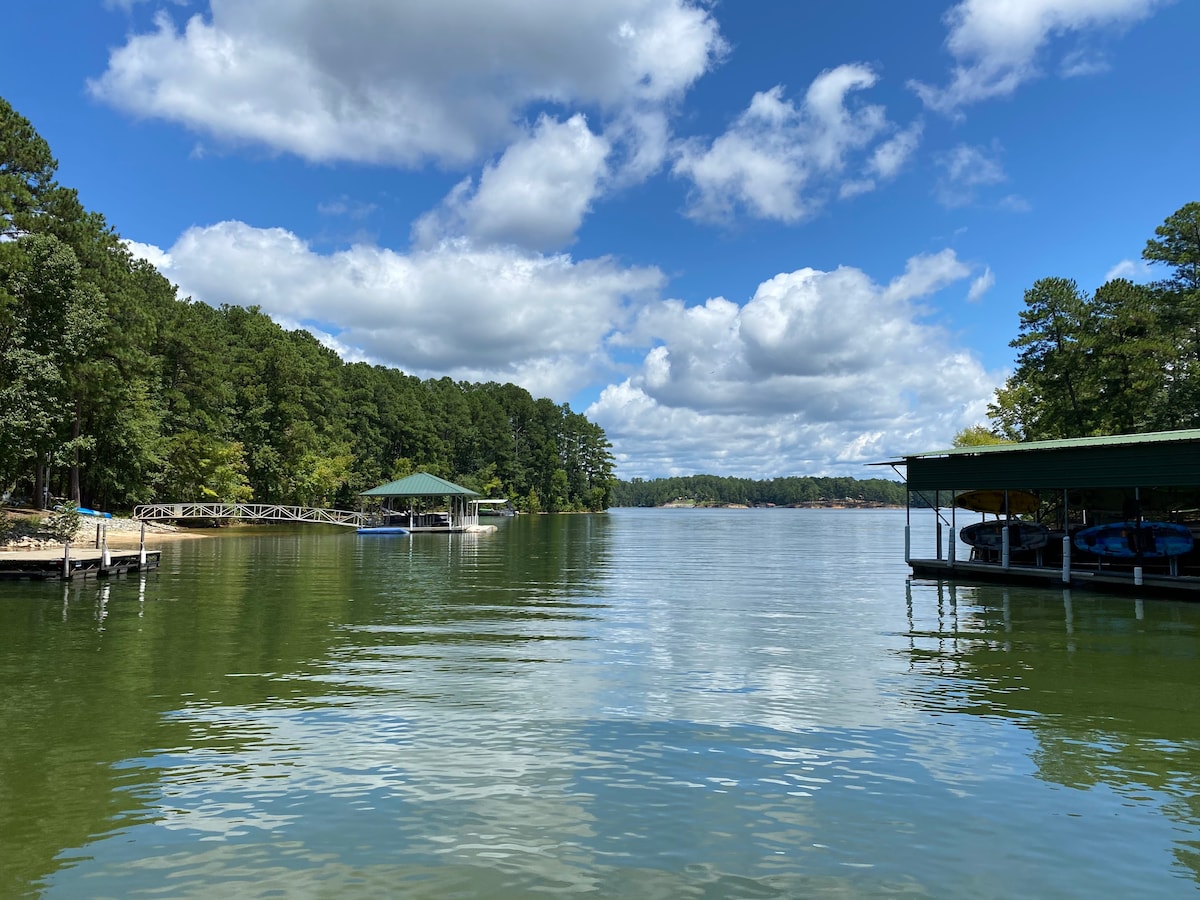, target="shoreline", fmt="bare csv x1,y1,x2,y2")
1,510,206,552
